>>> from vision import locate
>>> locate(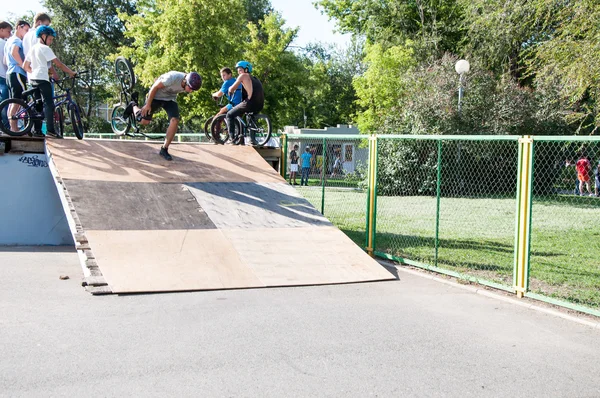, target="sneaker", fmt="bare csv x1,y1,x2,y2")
123,101,136,119
31,131,45,138
46,130,62,139
159,146,173,161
